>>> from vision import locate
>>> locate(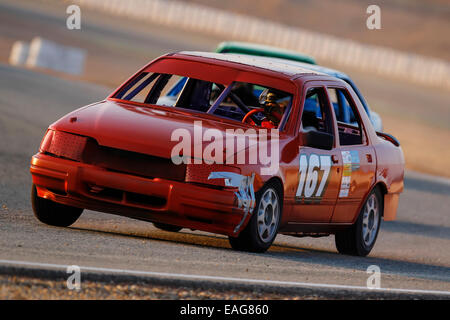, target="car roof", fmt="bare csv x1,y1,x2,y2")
215,41,317,65
175,51,326,79
248,56,372,110
250,55,350,80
